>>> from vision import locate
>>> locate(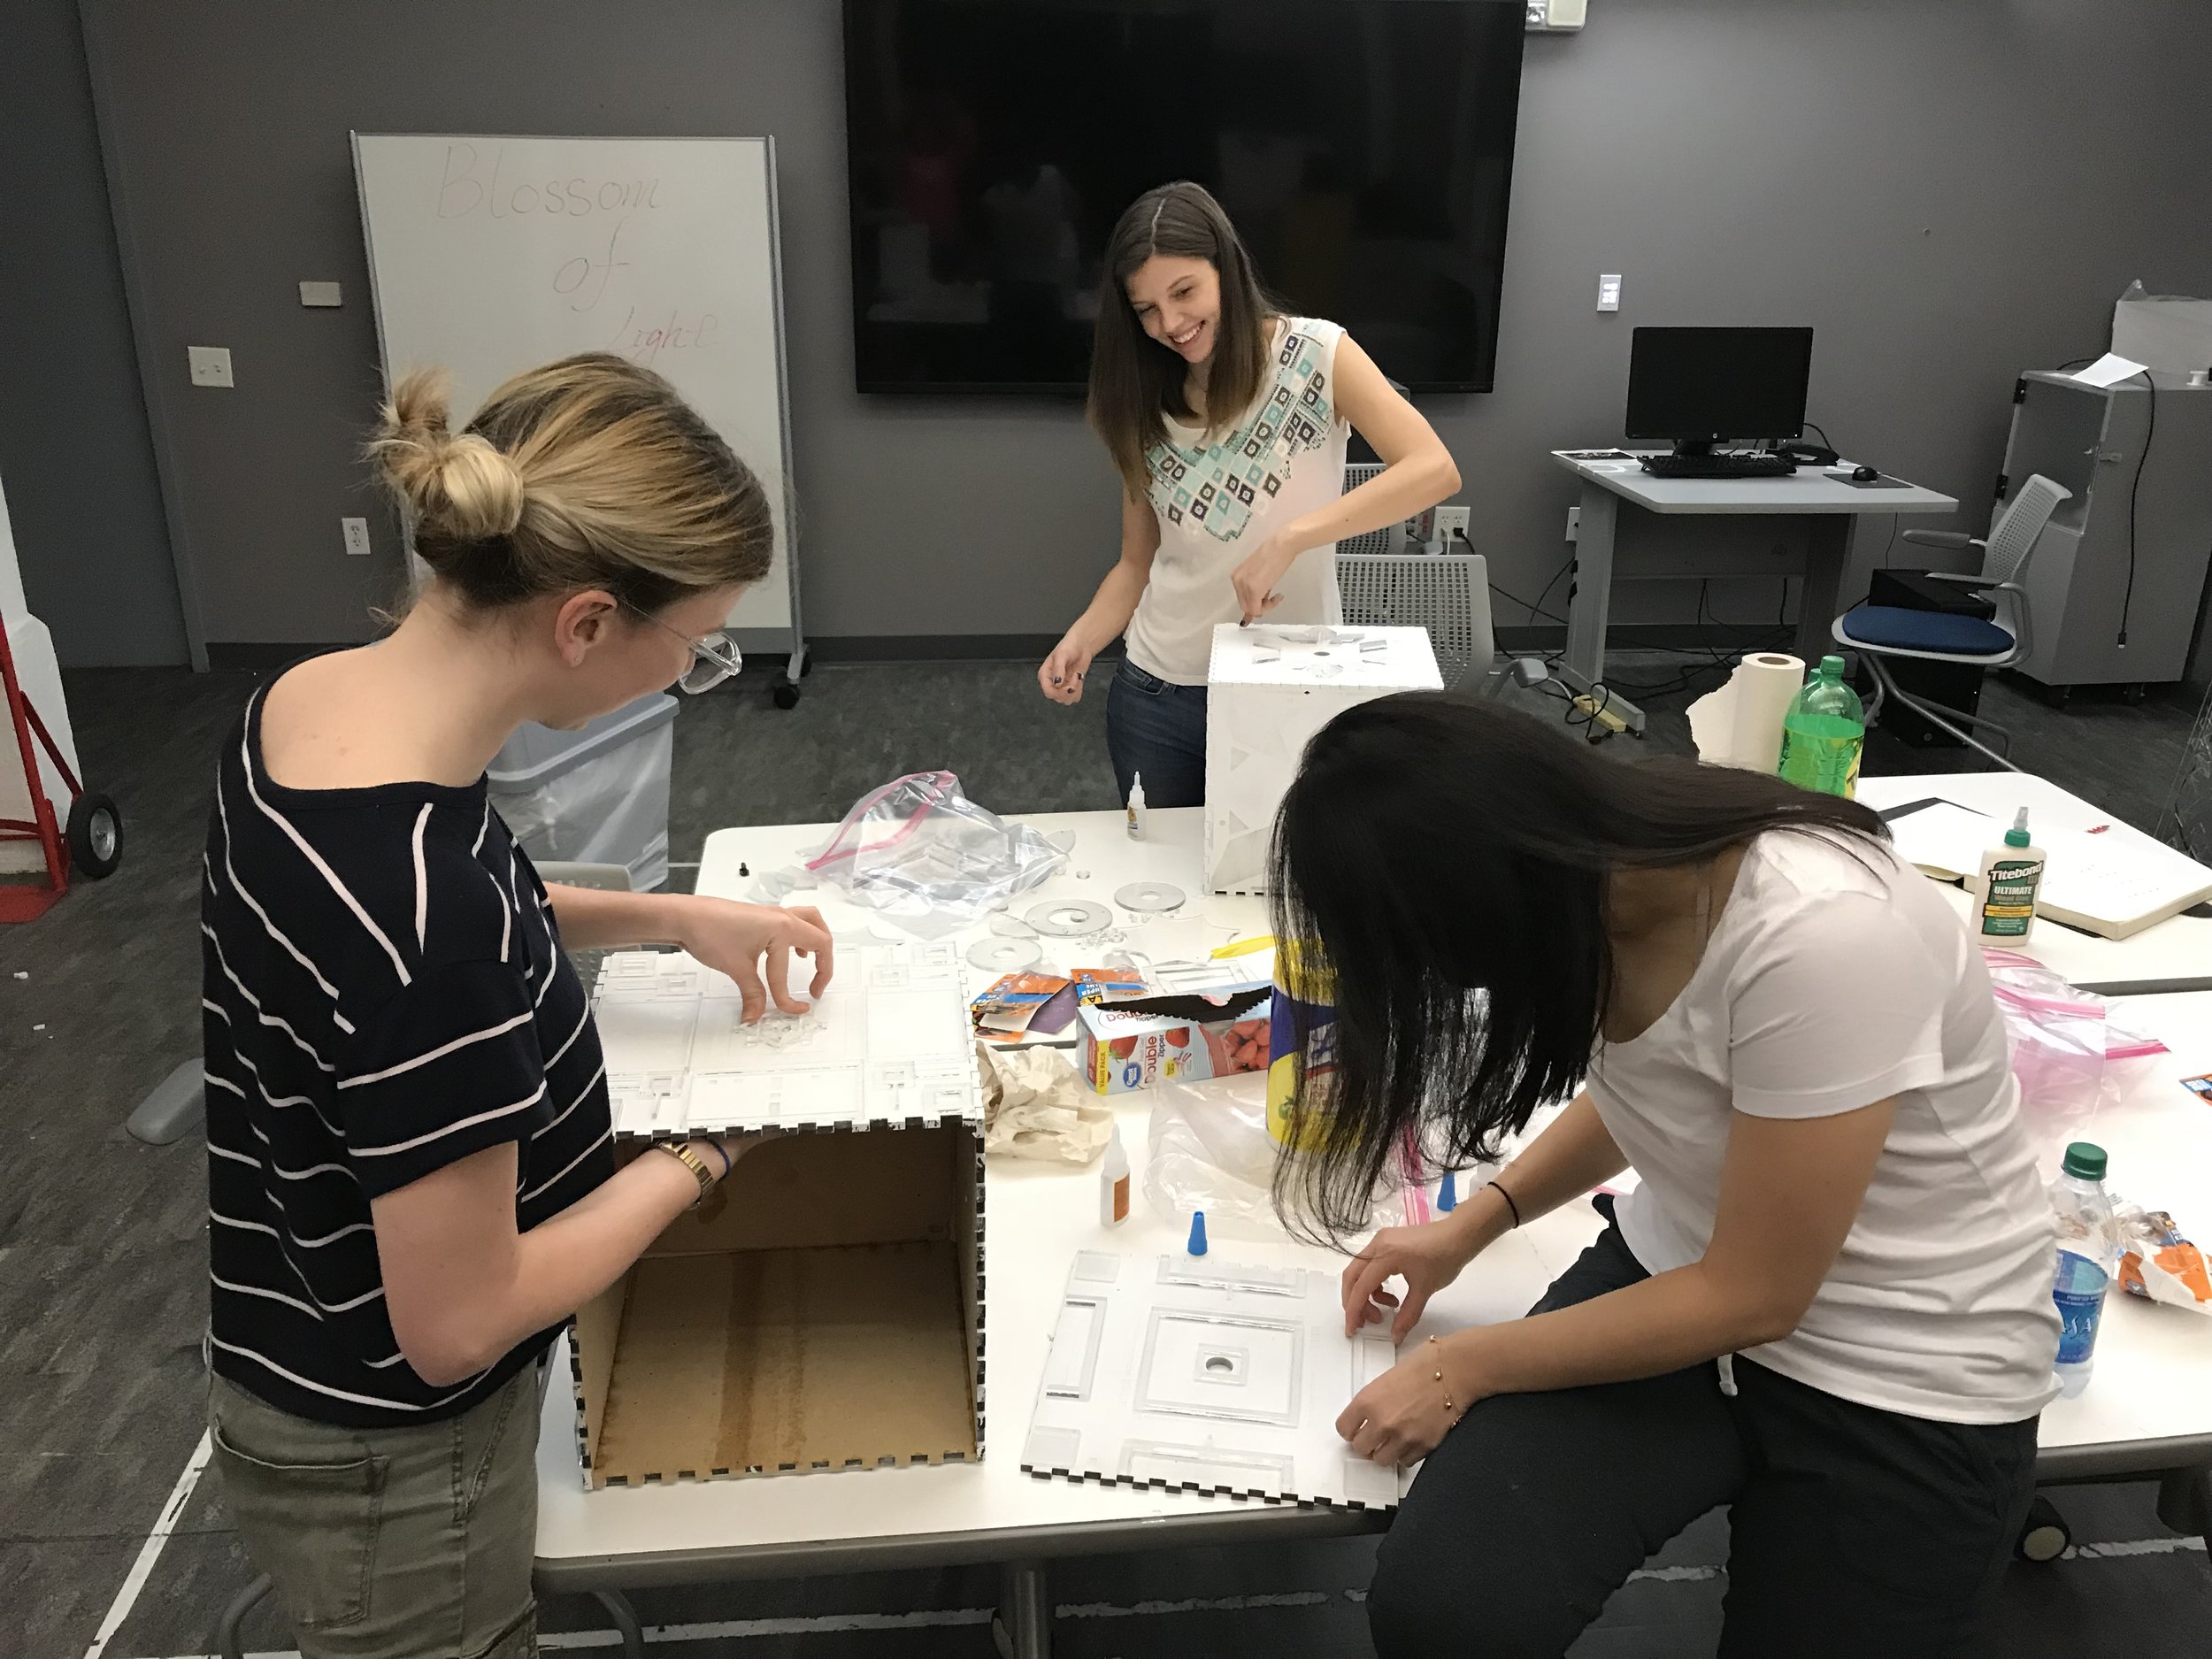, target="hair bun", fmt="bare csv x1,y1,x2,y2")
370,368,525,545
